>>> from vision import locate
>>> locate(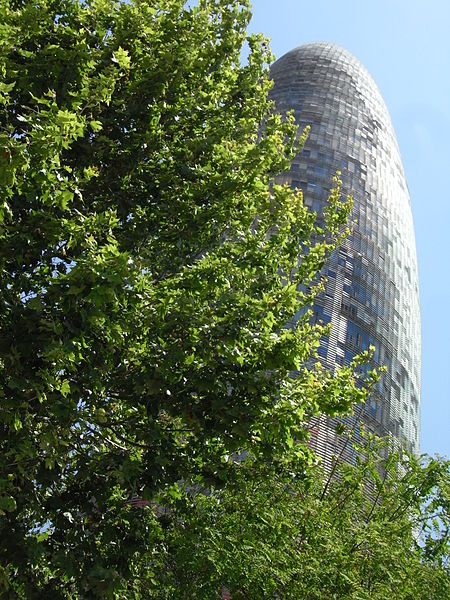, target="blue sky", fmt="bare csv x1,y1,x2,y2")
247,0,450,458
